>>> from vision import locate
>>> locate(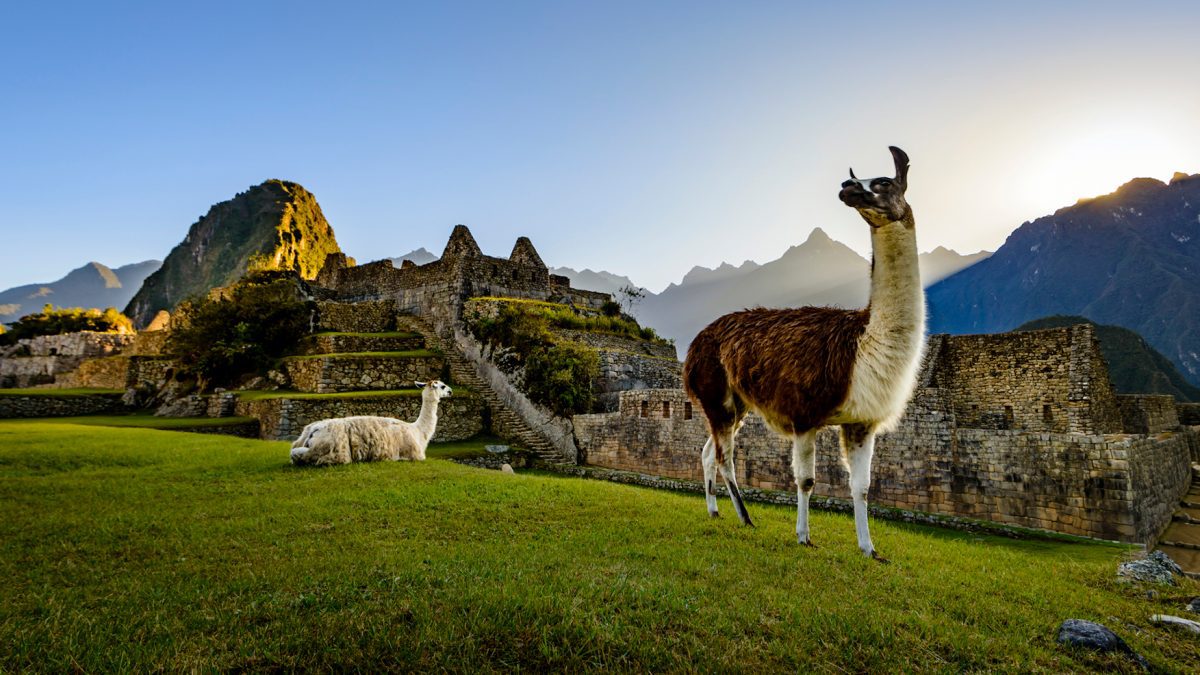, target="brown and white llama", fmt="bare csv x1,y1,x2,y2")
683,146,923,561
